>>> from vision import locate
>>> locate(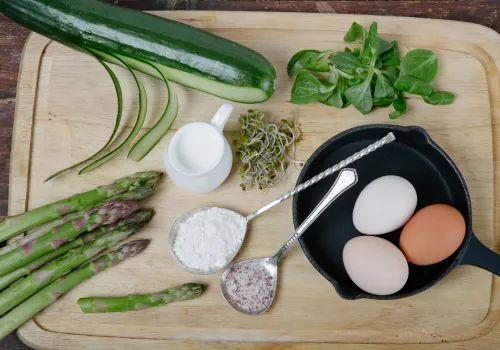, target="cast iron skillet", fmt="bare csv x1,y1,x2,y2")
293,124,500,300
